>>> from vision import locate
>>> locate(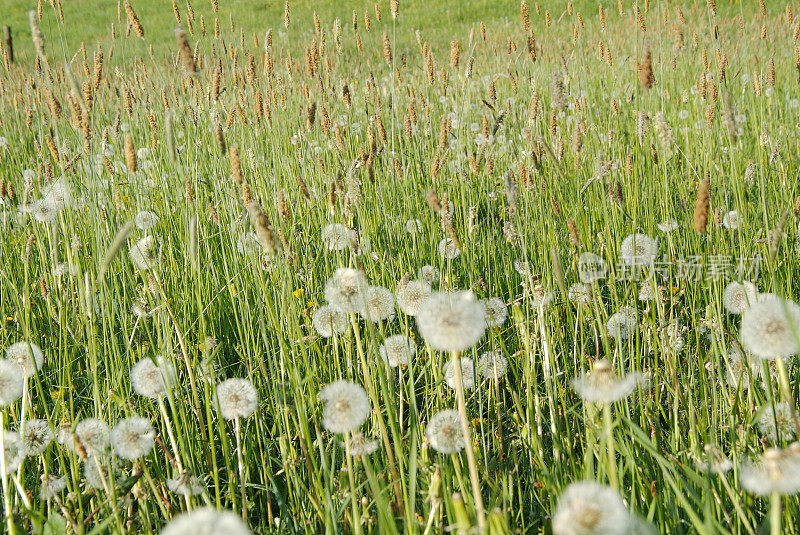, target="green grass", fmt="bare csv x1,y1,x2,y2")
0,0,800,533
